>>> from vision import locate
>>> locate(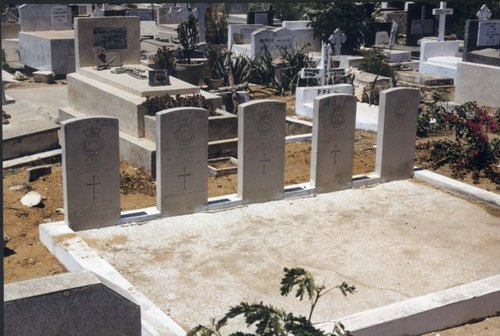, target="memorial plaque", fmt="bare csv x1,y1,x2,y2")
375,88,419,182
61,117,121,230
310,94,356,193
93,27,128,50
238,100,286,203
477,21,500,46
156,108,208,215
148,70,170,86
